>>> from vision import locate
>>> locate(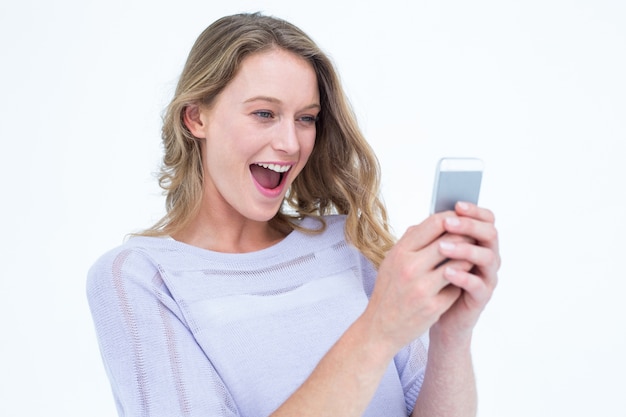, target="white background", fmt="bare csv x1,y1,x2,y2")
1,0,624,416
